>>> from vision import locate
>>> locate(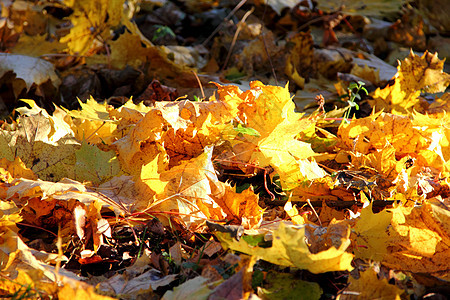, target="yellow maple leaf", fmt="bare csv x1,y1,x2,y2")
61,0,124,55
216,222,353,274
285,31,315,89
113,109,166,174
65,98,119,145
74,141,121,185
163,120,216,168
115,98,233,173
383,198,450,280
216,81,326,190
12,33,66,58
251,117,326,190
149,147,226,228
106,30,150,69
338,112,428,155
64,97,112,121
338,268,403,300
237,81,296,140
0,109,79,181
133,153,169,212
370,51,450,114
0,157,37,183
289,176,335,202
352,202,392,261
349,143,398,179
